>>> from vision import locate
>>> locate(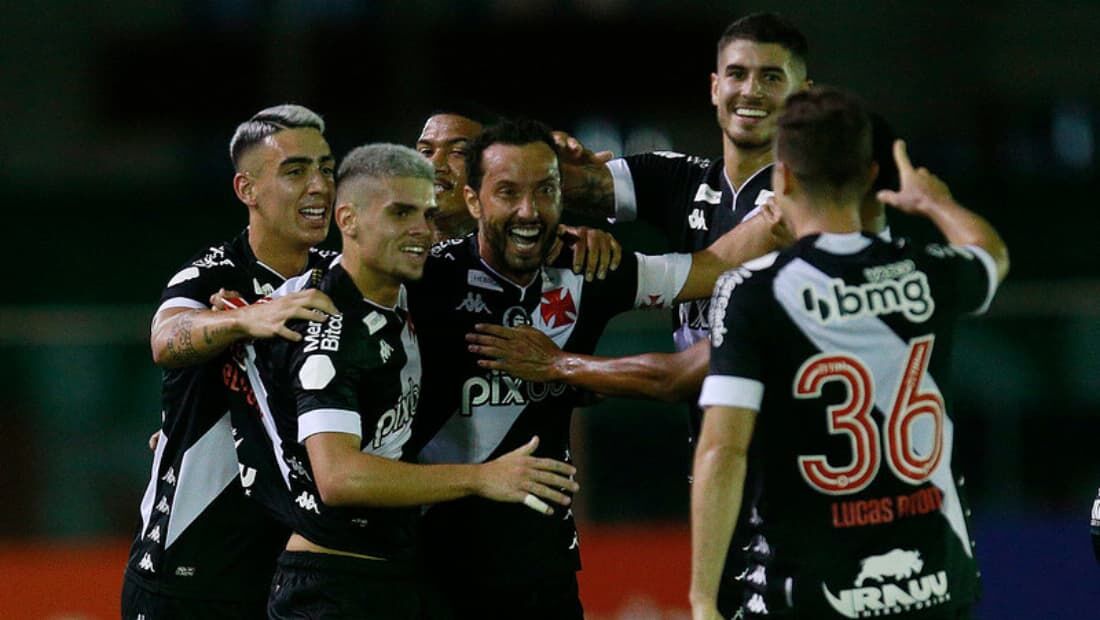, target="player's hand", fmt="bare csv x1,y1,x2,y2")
209,288,246,311
876,140,955,216
236,290,339,341
467,324,565,382
556,224,622,281
476,436,579,515
762,196,795,249
551,131,614,166
148,430,160,452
